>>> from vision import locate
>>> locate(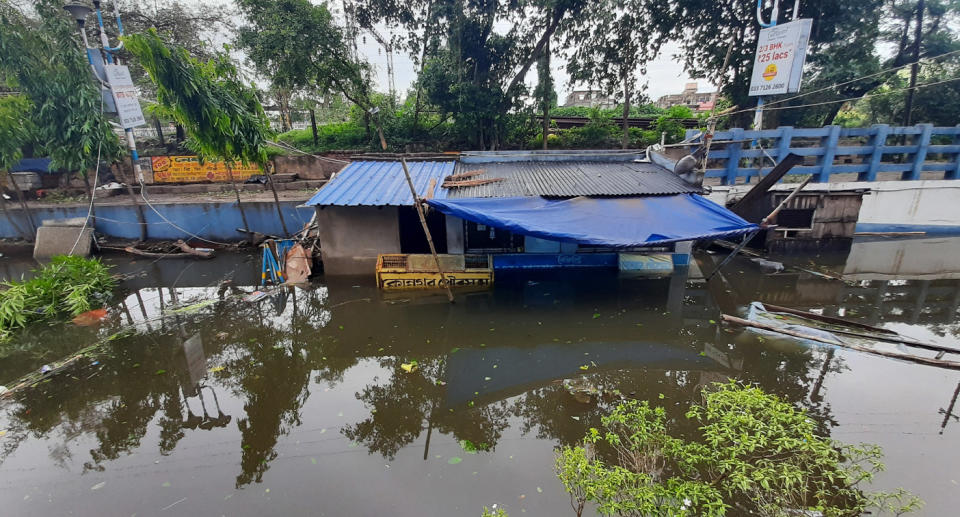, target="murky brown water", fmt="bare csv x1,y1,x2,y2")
1,238,959,516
